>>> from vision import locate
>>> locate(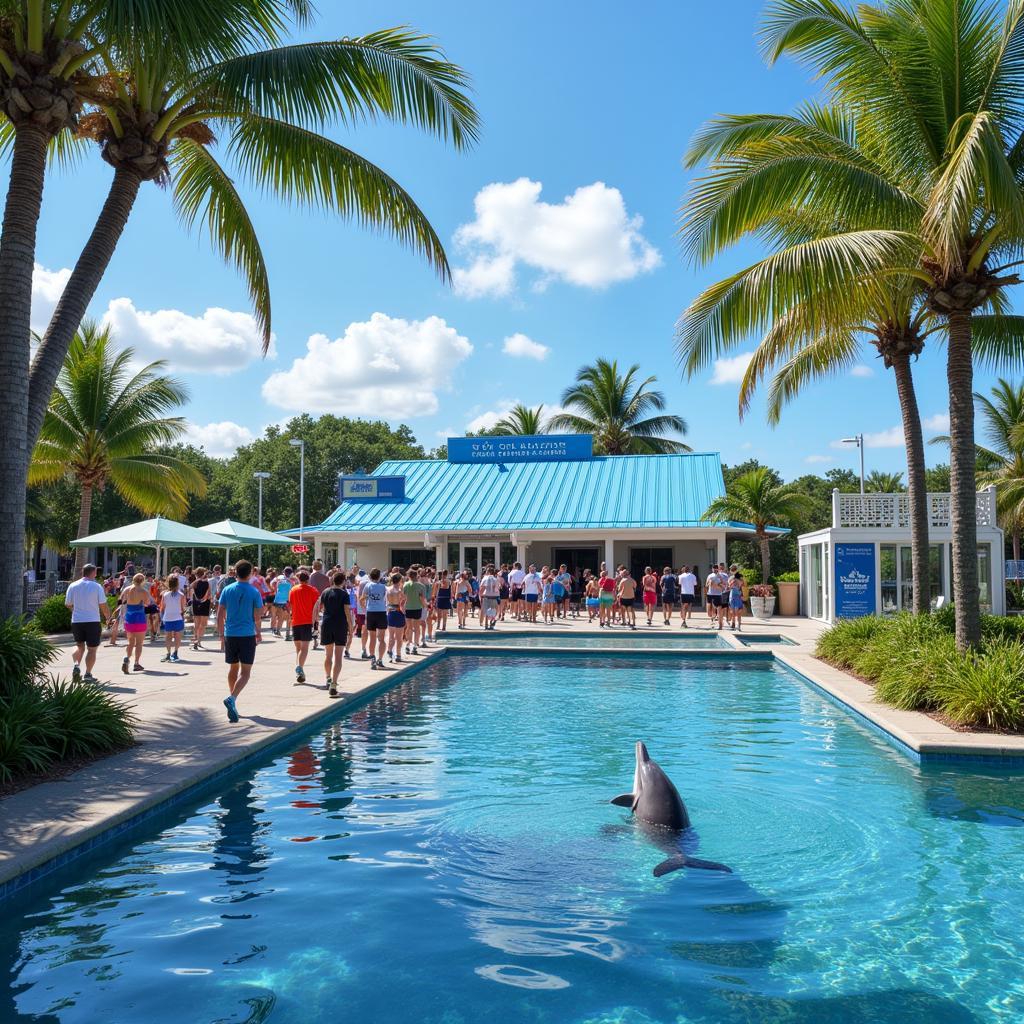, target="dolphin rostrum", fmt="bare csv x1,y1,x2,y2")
611,741,732,877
